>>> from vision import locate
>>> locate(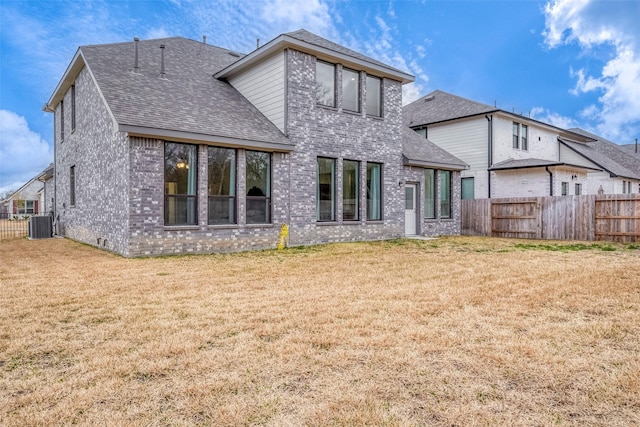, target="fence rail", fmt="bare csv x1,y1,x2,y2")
462,194,640,242
0,212,52,240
